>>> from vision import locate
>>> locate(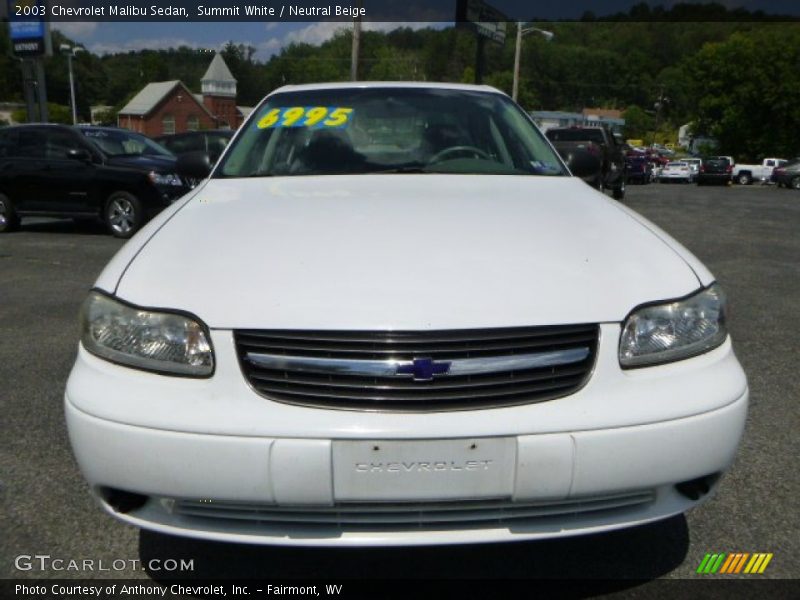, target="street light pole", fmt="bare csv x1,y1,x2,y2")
512,23,554,103
60,44,82,124
66,51,76,124
512,23,523,102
